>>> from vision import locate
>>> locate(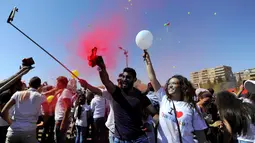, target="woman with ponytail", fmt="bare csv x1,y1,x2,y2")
215,91,255,143
74,93,90,143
